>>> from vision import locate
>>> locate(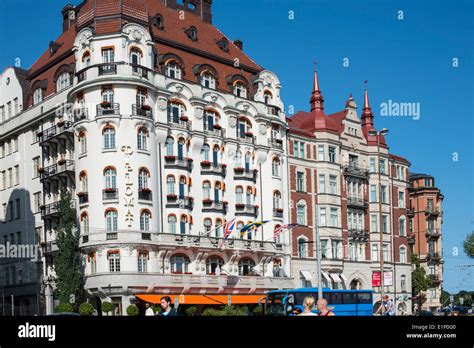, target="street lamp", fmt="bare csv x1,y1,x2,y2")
368,128,389,313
